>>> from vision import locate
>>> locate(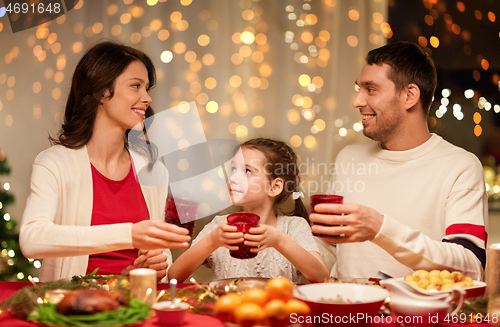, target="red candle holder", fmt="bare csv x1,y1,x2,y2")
165,198,198,238
310,194,343,238
226,212,260,259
